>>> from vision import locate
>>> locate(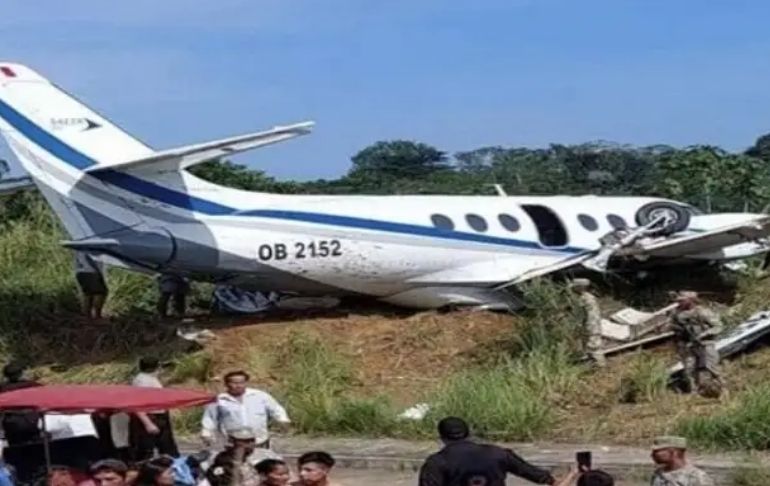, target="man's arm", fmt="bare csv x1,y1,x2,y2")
698,309,723,338
263,392,291,427
503,448,555,485
135,413,159,435
417,455,444,486
200,403,219,444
